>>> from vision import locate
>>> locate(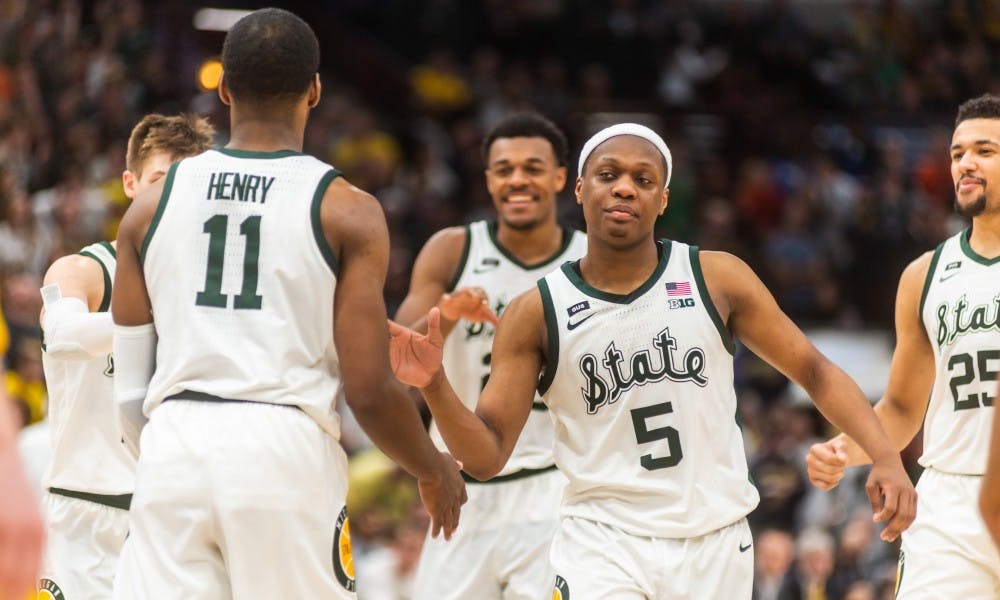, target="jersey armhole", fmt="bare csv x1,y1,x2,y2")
918,242,946,318
445,224,472,292
140,161,179,265
689,245,735,356
536,277,559,396
76,249,112,312
309,168,343,276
